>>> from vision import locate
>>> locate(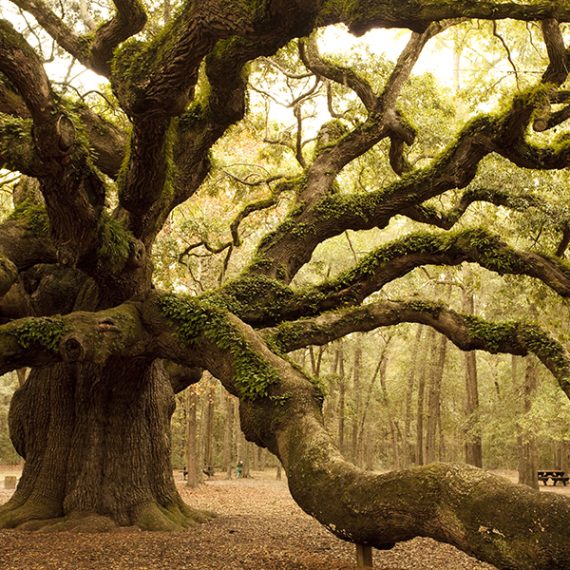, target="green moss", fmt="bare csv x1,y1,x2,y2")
320,231,447,294
11,317,65,352
314,119,350,157
159,294,279,400
406,300,443,317
0,115,35,171
207,275,295,319
9,200,50,236
455,228,528,274
518,323,570,380
464,315,517,353
97,214,134,267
